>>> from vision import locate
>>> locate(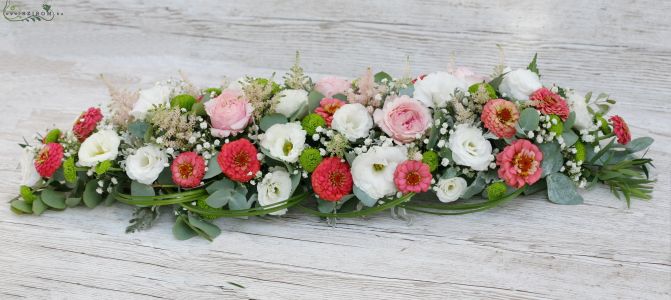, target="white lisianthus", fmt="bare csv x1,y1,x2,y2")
413,71,468,108
78,130,121,167
566,91,595,131
351,146,407,200
259,122,306,163
130,84,173,120
257,167,293,216
448,124,493,171
20,147,41,186
275,89,308,118
434,177,468,203
125,145,168,185
498,69,542,101
331,103,374,141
